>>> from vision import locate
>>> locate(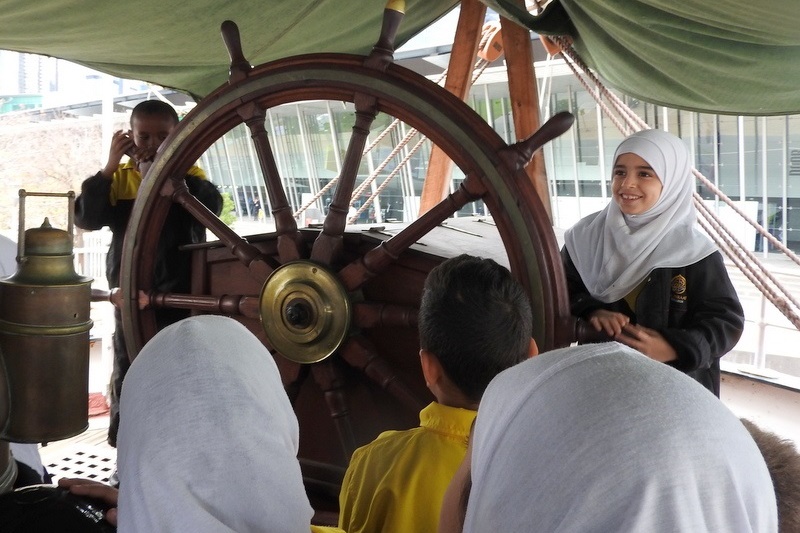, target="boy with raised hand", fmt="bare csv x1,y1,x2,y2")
74,99,222,449
338,254,538,533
